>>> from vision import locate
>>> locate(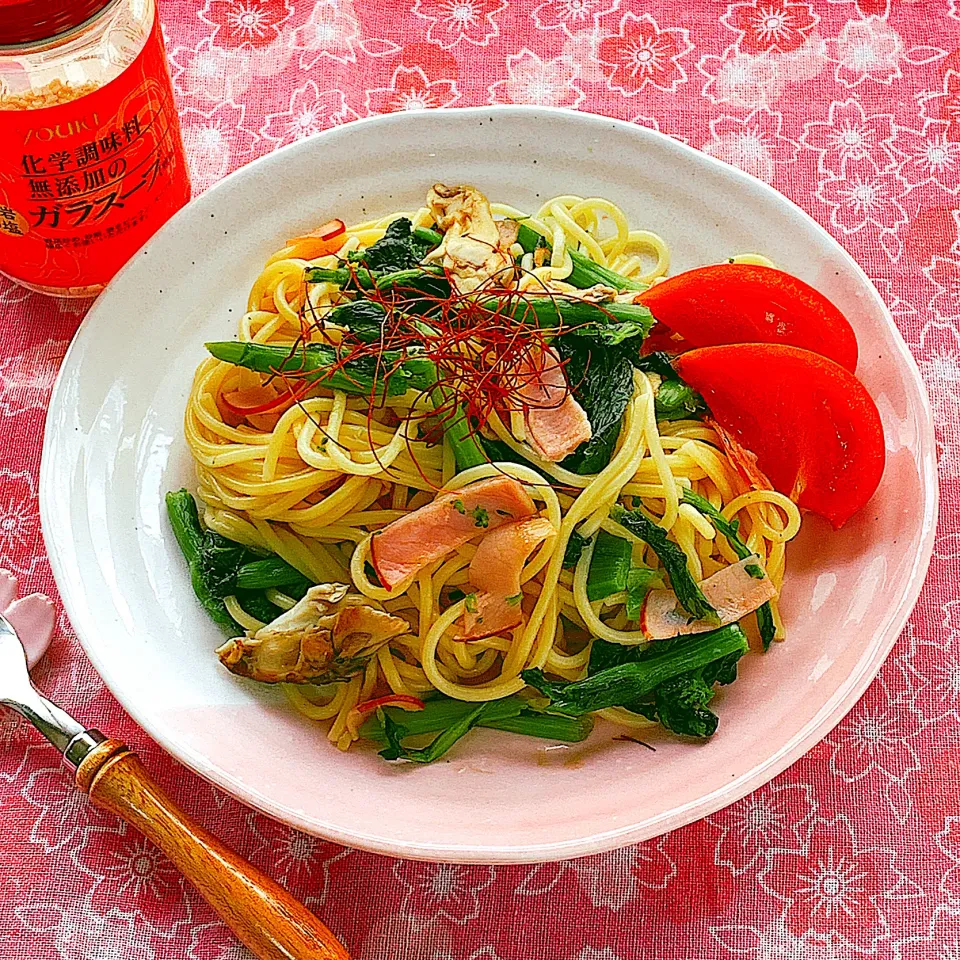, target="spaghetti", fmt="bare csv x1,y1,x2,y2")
180,187,802,754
